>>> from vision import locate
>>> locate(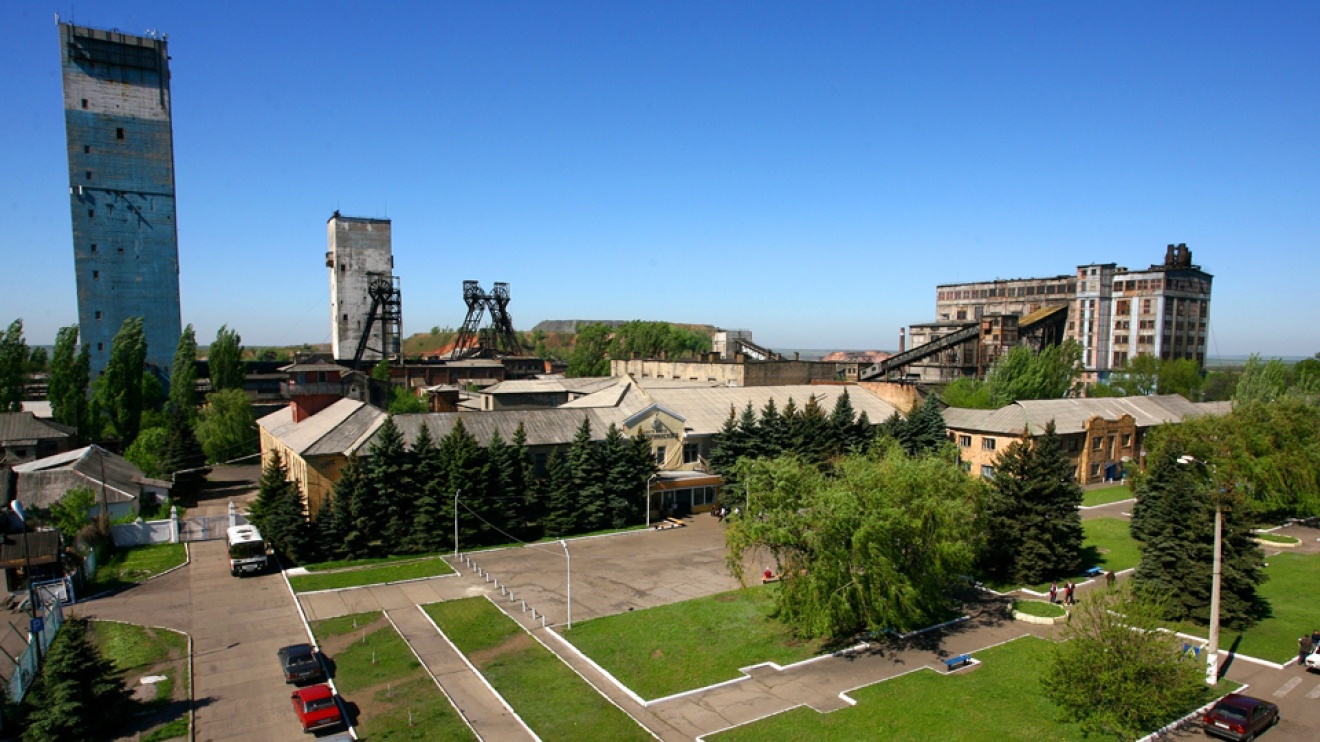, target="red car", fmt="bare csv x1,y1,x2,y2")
291,683,343,733
1201,693,1279,741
